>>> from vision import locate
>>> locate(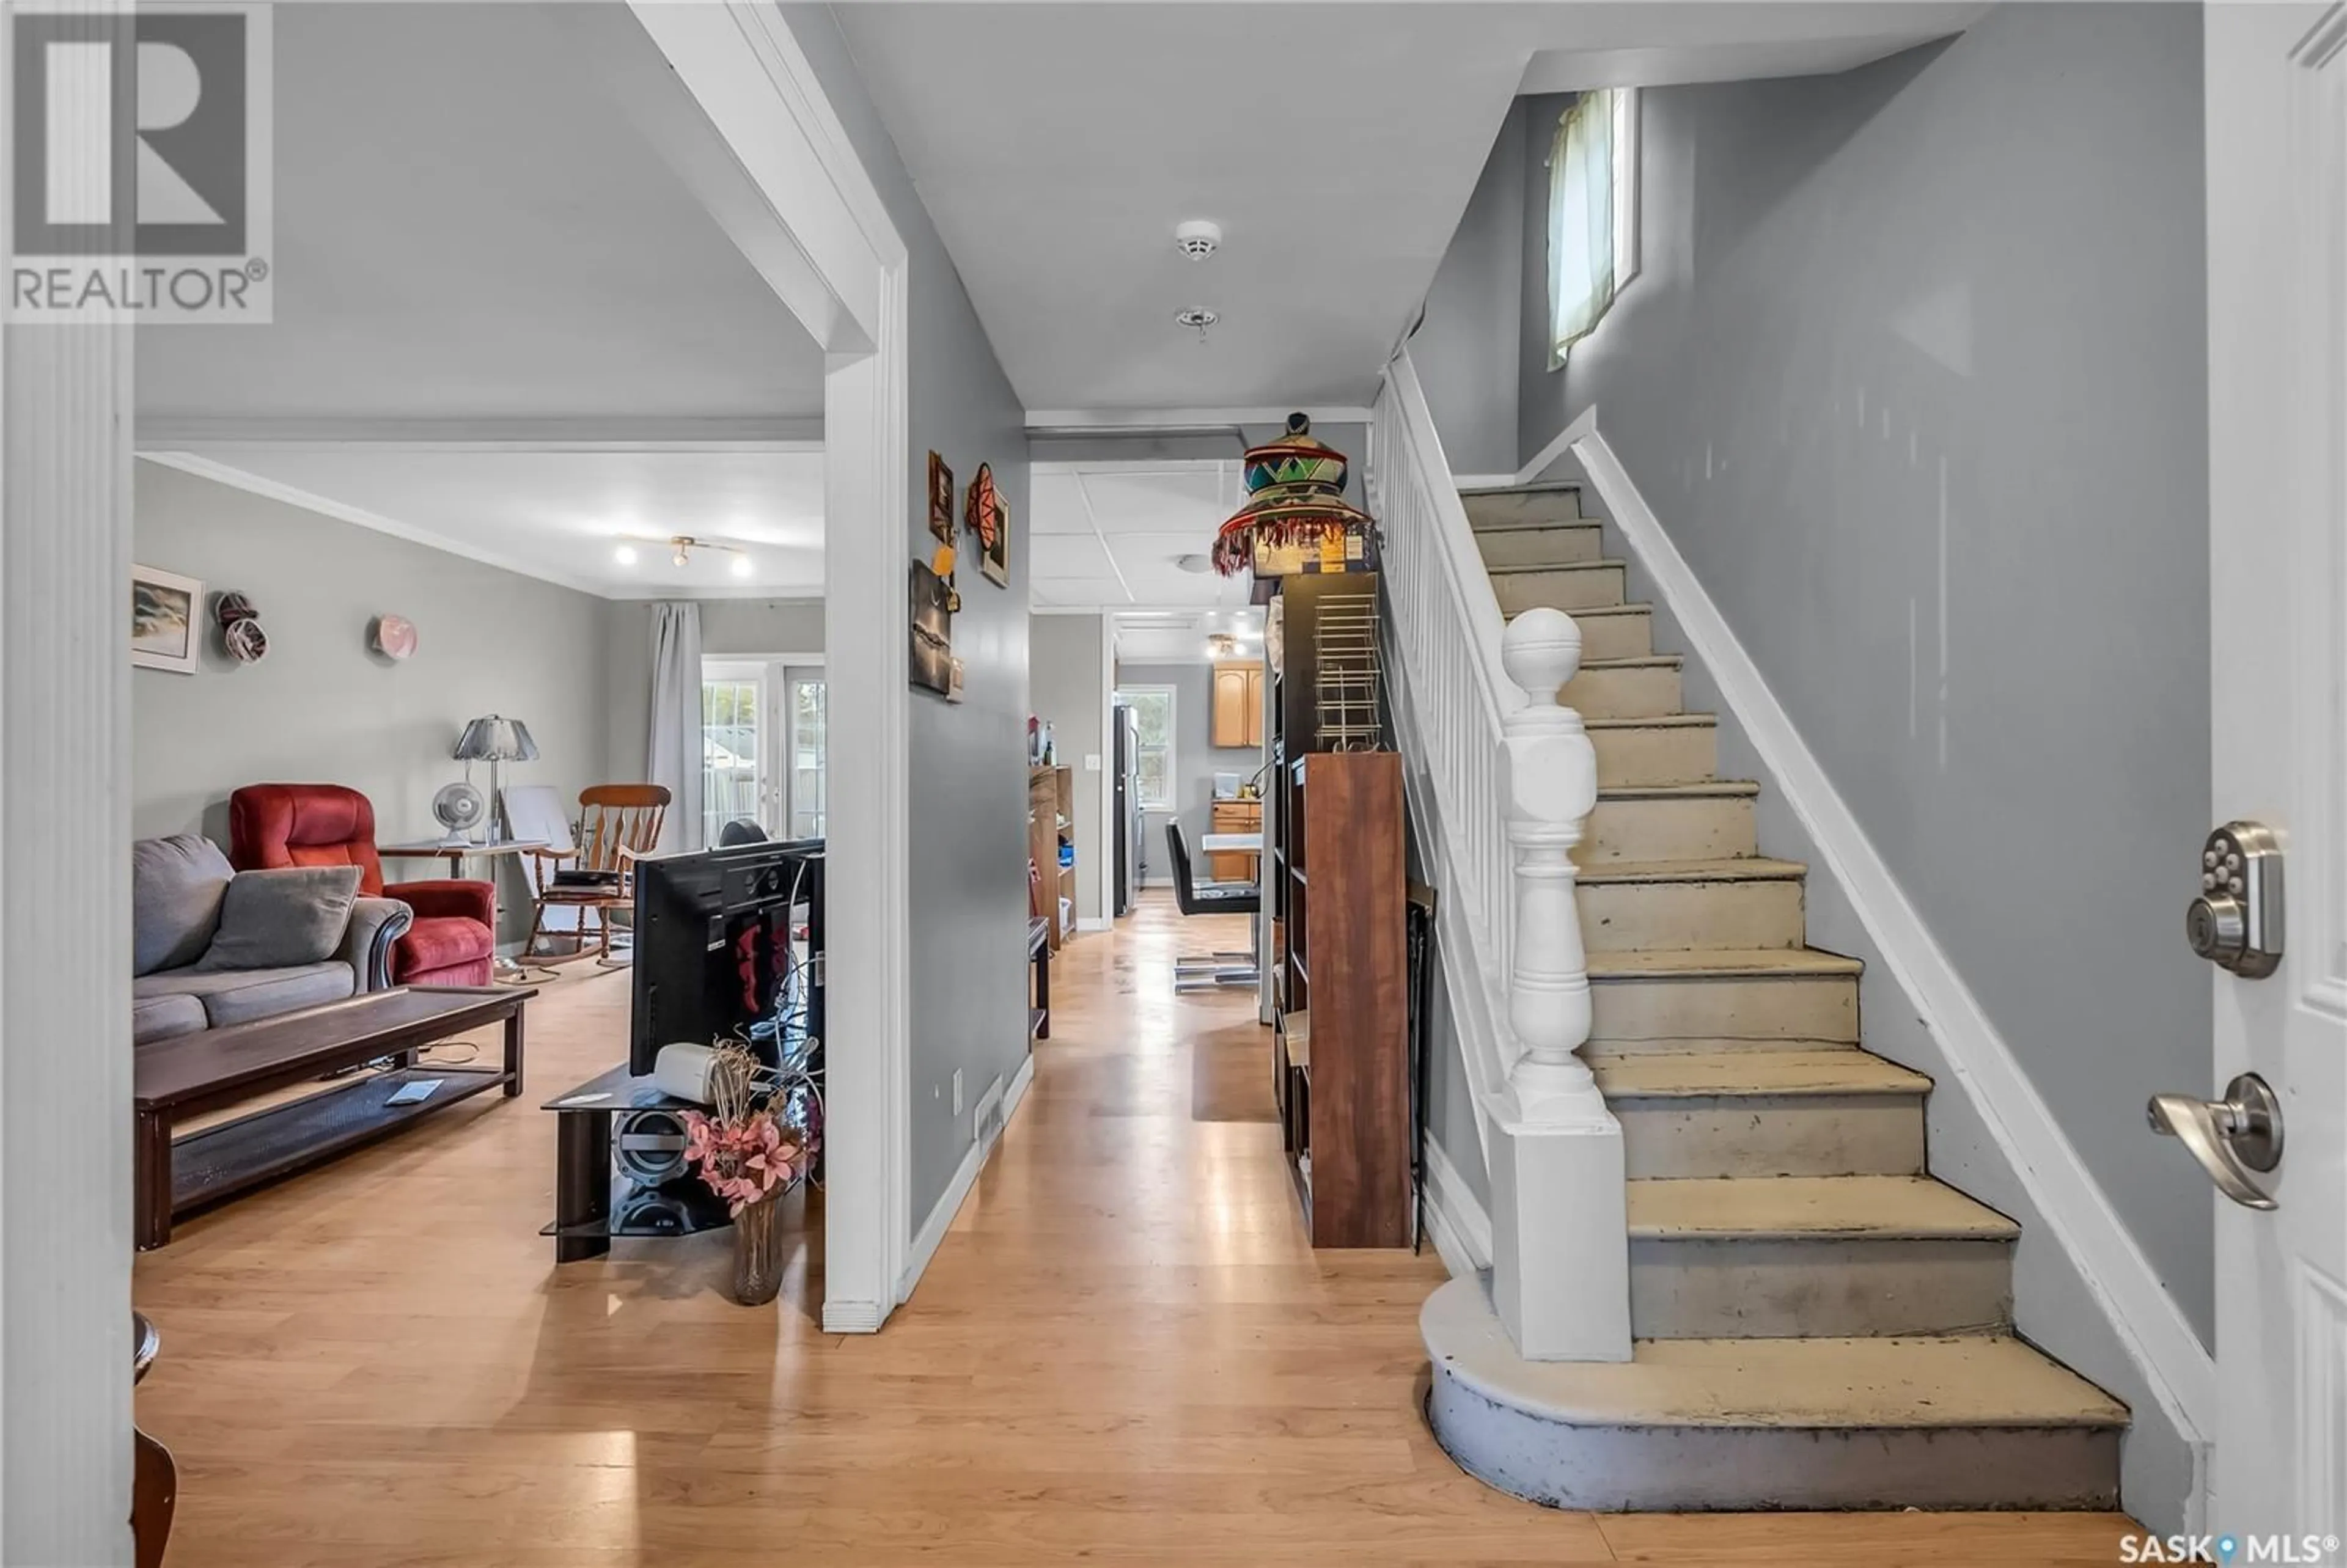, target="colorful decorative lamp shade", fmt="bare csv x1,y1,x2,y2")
454,715,537,841
1210,412,1380,581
